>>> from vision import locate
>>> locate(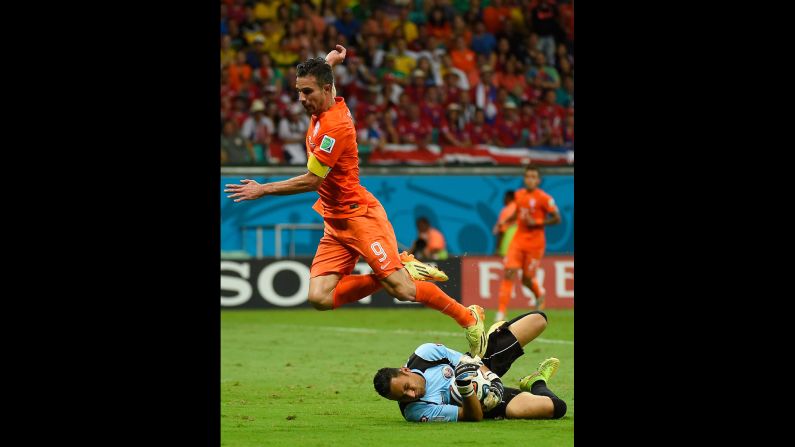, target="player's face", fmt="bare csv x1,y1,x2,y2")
524,169,541,190
296,75,330,115
387,368,425,402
